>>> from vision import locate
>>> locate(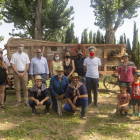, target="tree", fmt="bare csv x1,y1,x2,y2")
96,30,101,44
0,0,5,42
93,33,96,44
3,0,74,41
126,38,131,55
124,33,127,44
90,0,140,44
113,36,116,44
119,35,124,44
81,28,89,44
89,31,92,44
